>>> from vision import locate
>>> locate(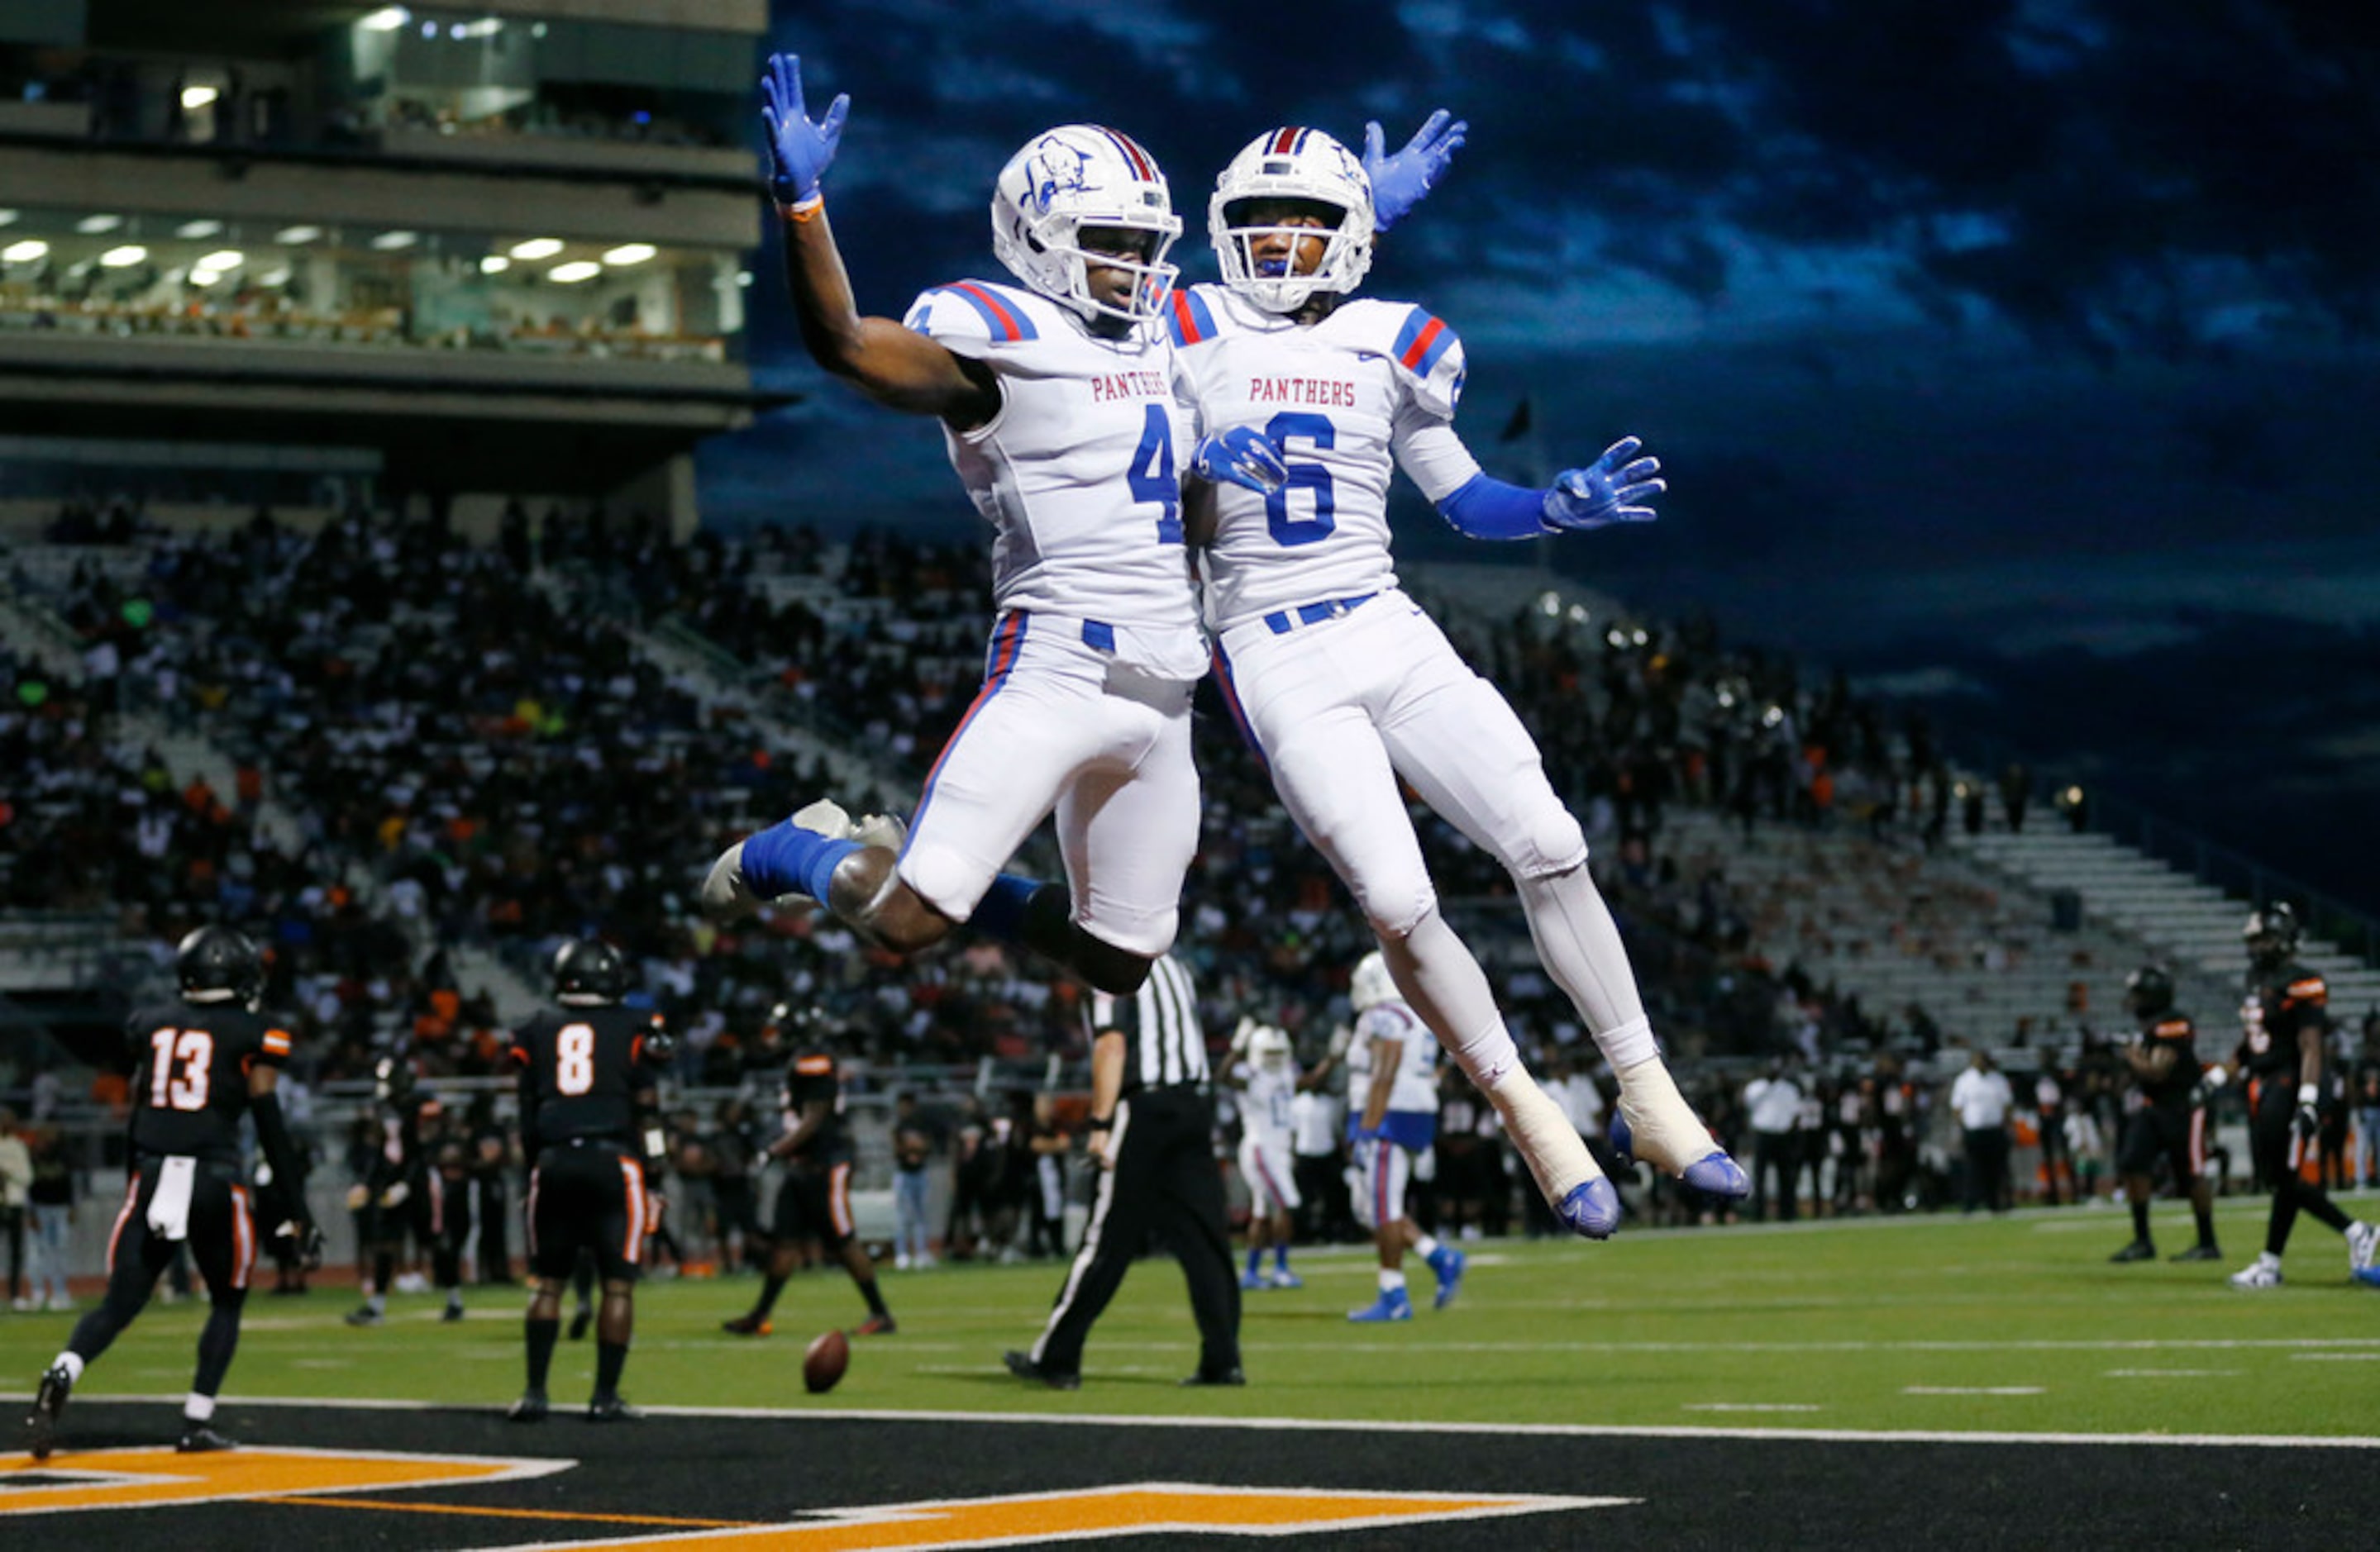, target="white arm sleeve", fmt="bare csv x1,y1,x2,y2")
1391,414,1485,505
